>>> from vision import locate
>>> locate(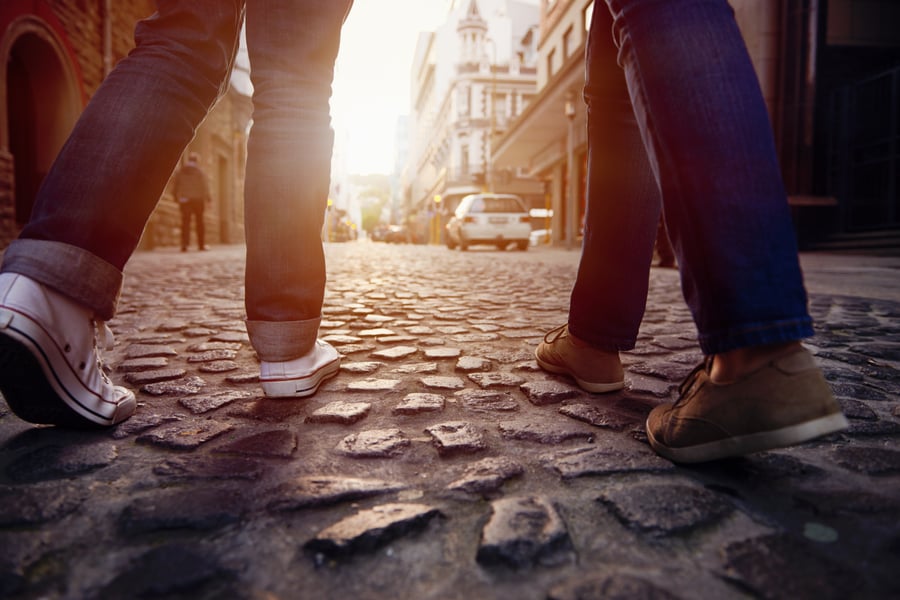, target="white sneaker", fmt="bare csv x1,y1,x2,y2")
259,339,341,398
0,272,136,427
